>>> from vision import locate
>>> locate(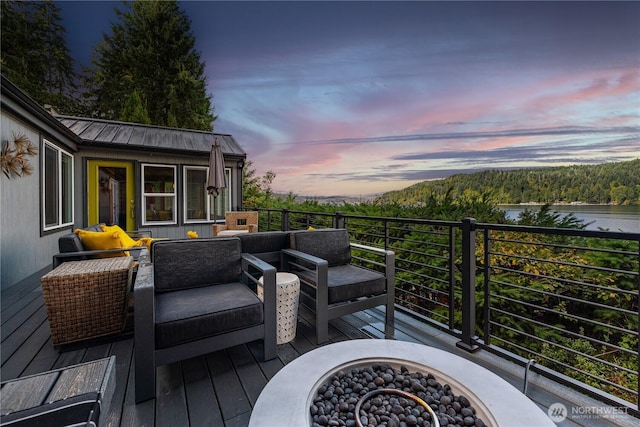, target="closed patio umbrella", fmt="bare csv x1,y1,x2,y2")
207,137,226,223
